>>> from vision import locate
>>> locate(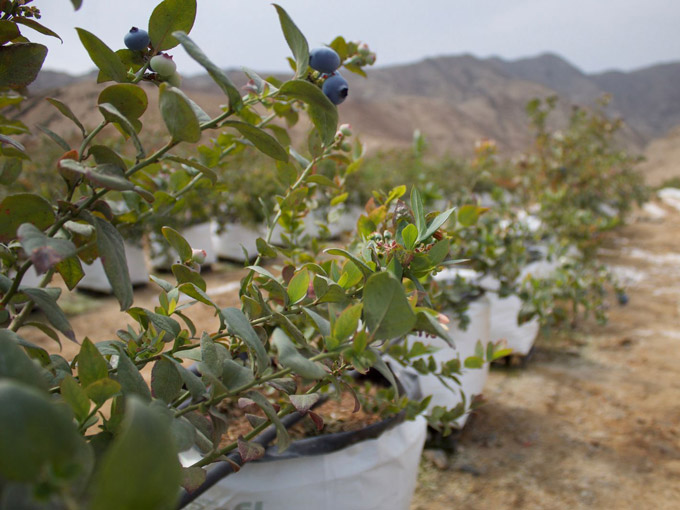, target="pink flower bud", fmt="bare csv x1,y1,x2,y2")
191,248,207,265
